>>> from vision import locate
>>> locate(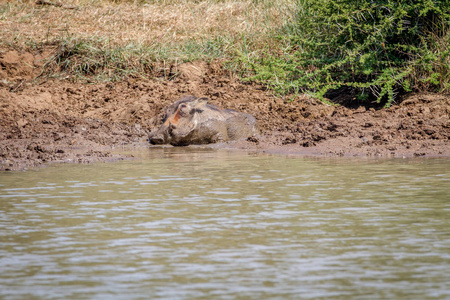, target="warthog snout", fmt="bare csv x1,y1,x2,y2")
149,134,165,145
148,96,259,146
